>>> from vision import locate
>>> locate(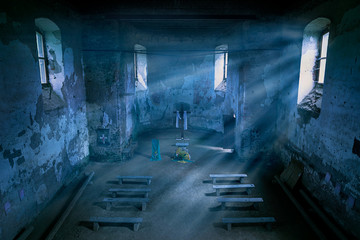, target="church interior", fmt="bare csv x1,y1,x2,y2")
1,0,360,239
